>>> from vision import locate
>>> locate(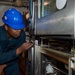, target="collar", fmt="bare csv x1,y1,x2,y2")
0,26,9,41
